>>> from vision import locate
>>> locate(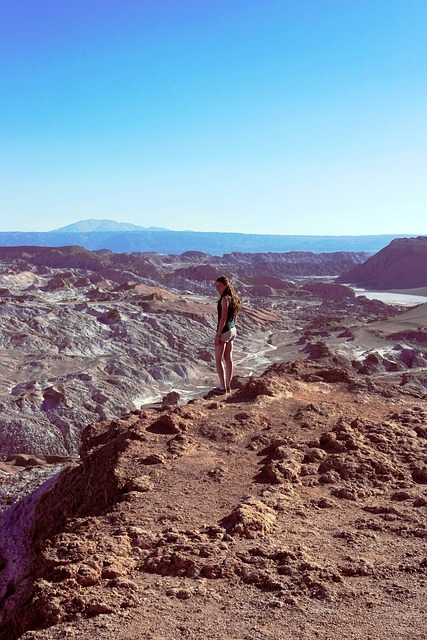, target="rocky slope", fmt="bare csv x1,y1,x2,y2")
0,357,426,639
338,236,427,289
